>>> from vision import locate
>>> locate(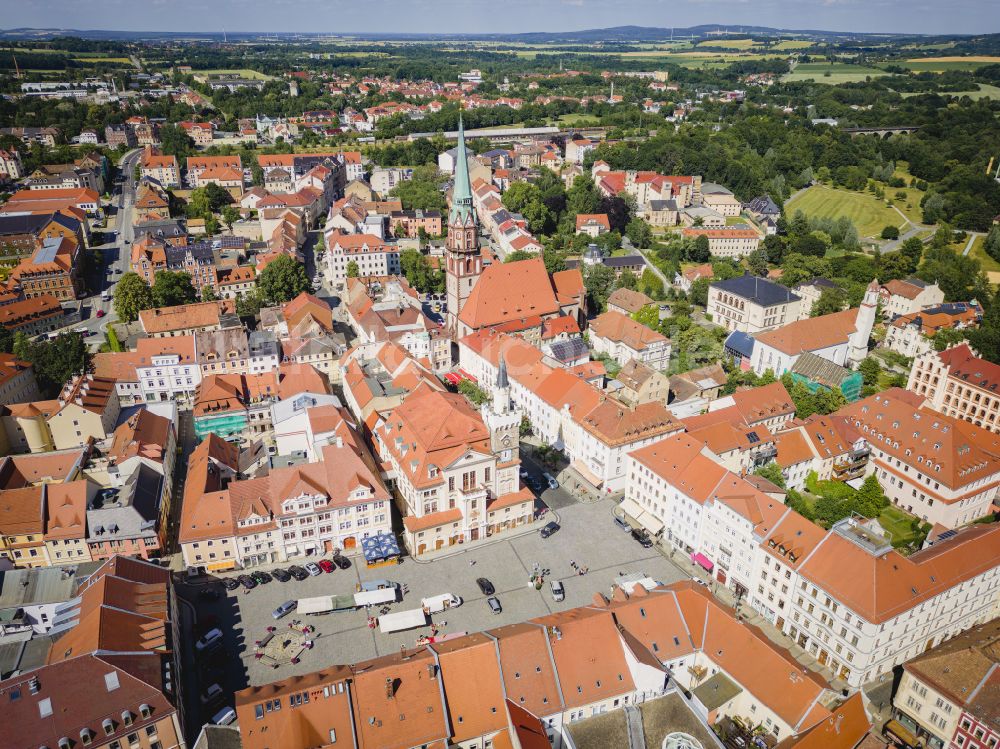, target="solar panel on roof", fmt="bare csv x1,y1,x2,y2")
747,431,760,444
